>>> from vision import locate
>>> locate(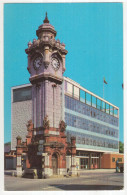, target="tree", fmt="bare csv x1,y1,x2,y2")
119,141,124,153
